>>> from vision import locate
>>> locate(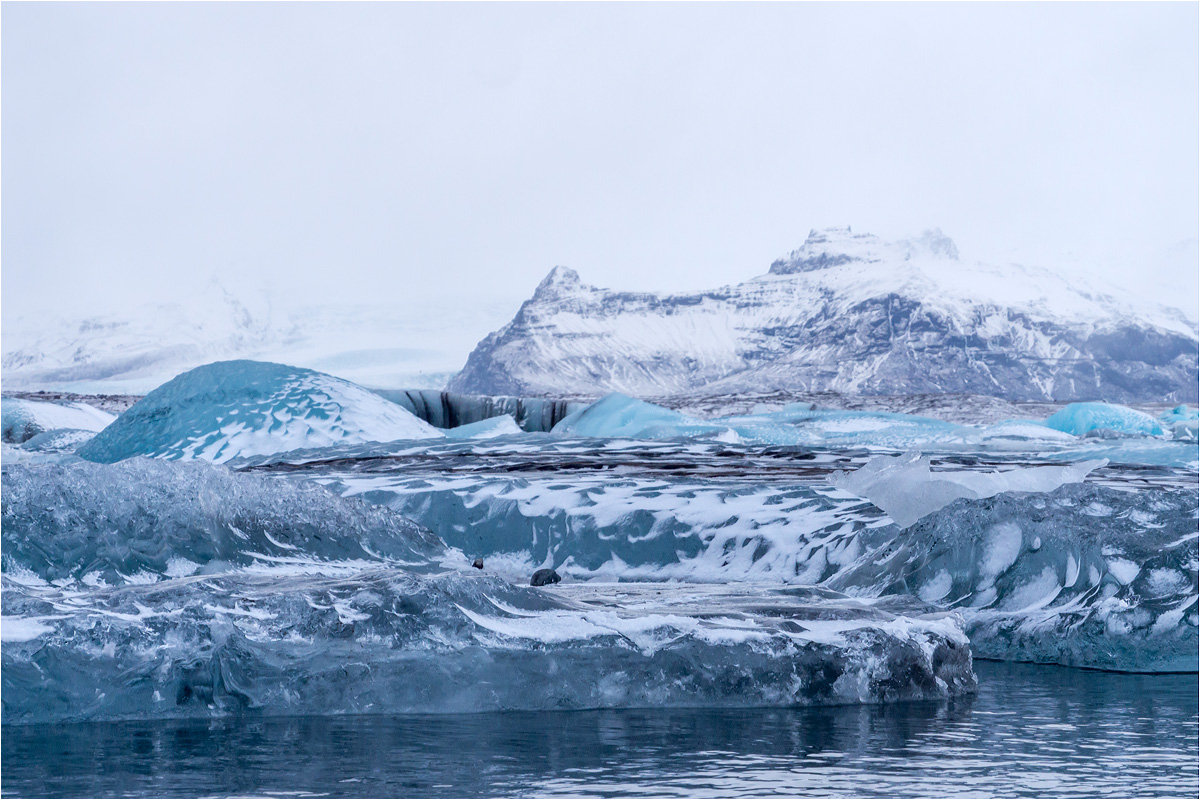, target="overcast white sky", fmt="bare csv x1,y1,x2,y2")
3,2,1197,324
